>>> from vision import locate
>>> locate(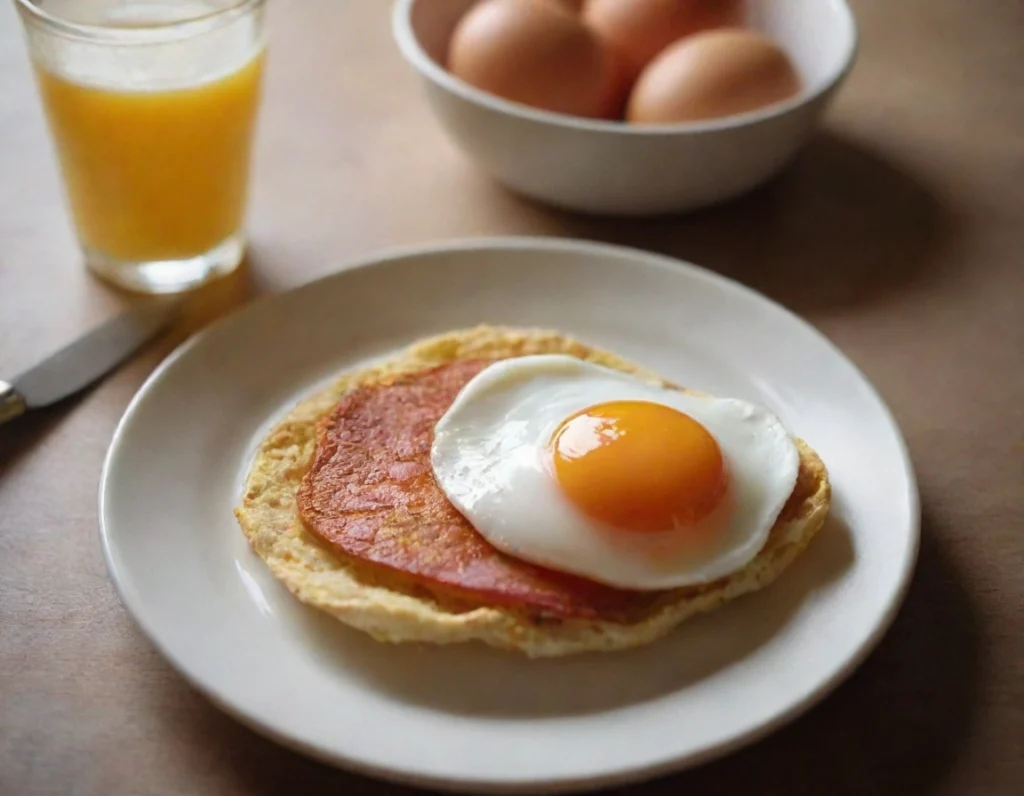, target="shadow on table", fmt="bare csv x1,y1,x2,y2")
0,392,89,482
504,130,952,317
